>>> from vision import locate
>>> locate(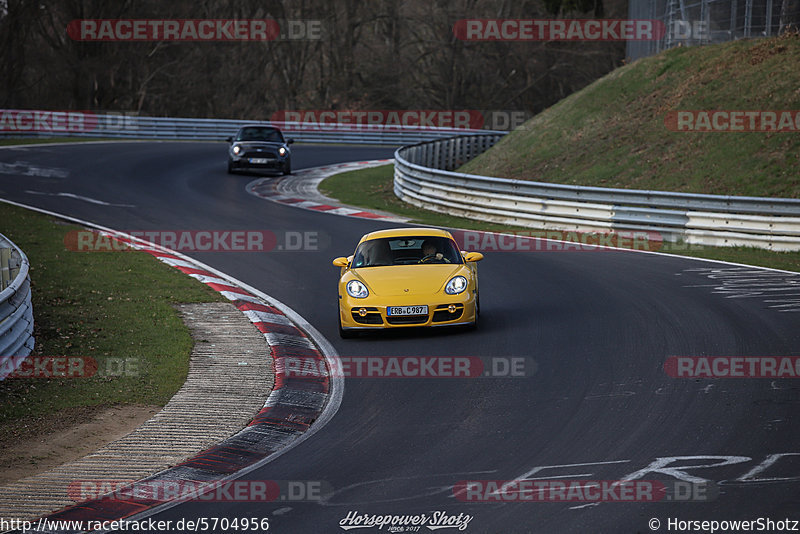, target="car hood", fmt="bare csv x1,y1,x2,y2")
232,141,286,149
352,264,466,296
